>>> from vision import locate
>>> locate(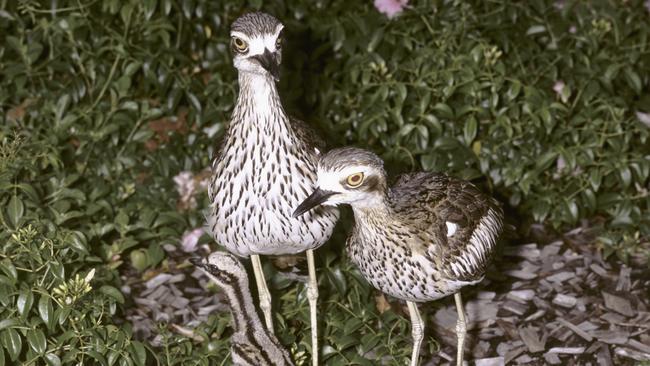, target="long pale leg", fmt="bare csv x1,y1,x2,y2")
306,249,319,366
407,301,424,366
454,292,467,366
251,254,274,333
